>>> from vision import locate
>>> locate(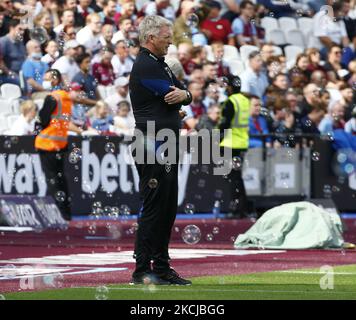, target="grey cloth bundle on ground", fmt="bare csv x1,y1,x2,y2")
234,202,344,249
